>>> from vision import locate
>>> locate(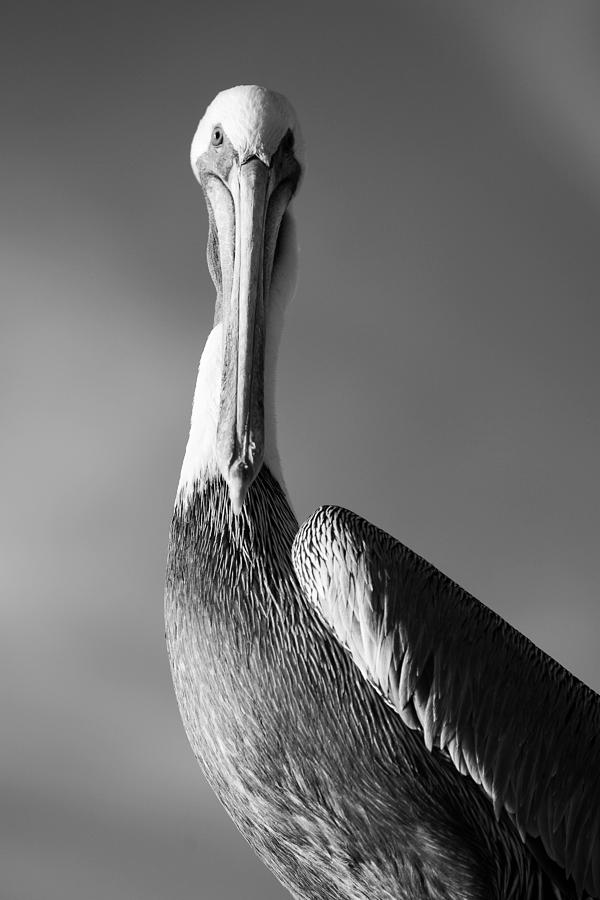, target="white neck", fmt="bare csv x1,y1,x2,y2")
176,210,298,507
